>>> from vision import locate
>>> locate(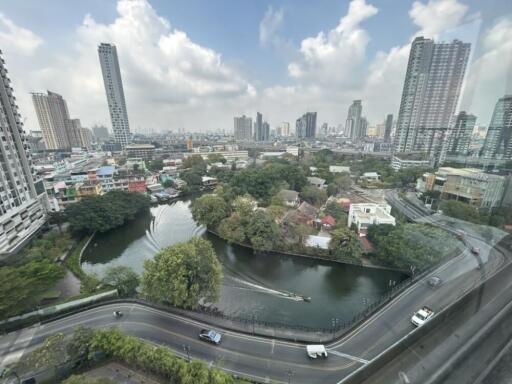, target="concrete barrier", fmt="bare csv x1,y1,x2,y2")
339,244,512,384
